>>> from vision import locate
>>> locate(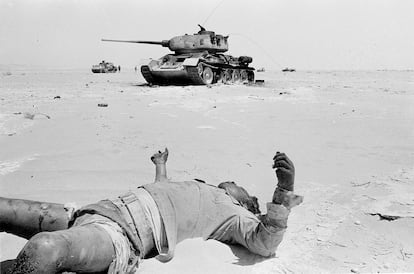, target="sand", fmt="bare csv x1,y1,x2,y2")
0,68,413,273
